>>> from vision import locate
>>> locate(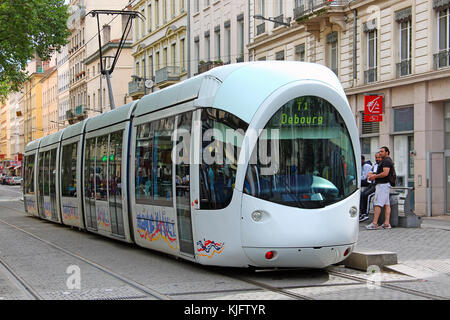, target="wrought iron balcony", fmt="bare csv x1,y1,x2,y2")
197,61,224,74
294,0,350,39
364,67,377,84
294,0,350,21
155,66,181,86
433,50,450,70
128,76,145,97
74,104,87,117
256,22,266,36
396,59,411,77
273,14,287,28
